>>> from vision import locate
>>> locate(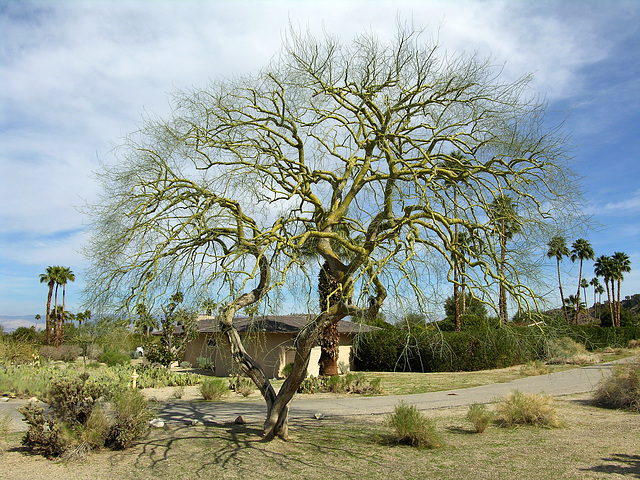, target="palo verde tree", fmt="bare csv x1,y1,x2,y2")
84,27,579,439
